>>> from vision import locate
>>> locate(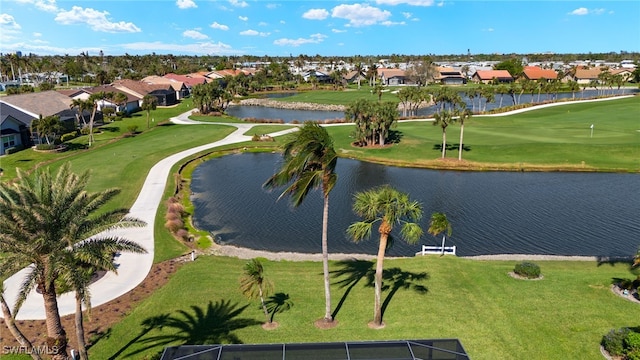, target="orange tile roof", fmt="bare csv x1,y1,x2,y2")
377,68,405,78
523,66,558,80
474,70,513,80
